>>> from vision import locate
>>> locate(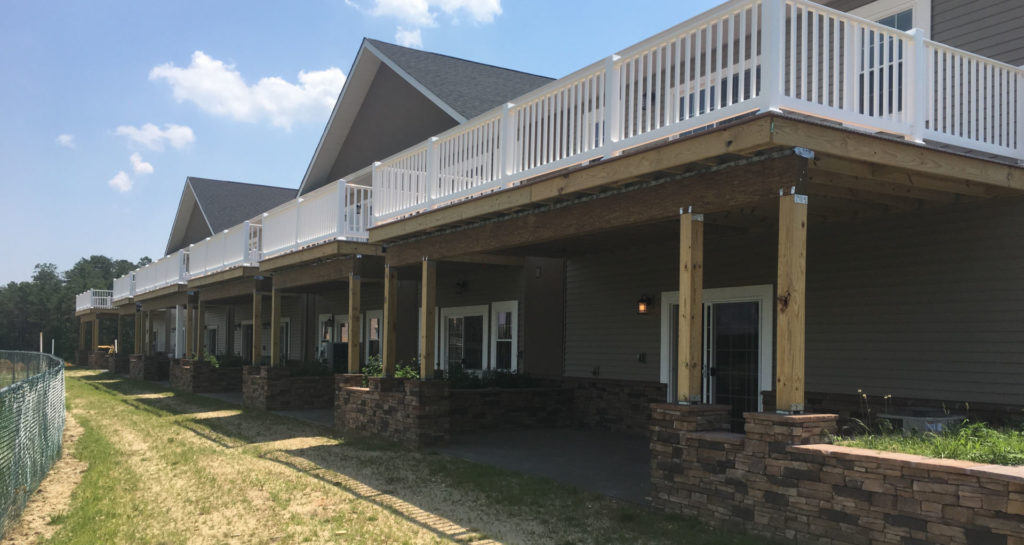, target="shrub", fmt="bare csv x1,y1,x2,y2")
839,420,1024,466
